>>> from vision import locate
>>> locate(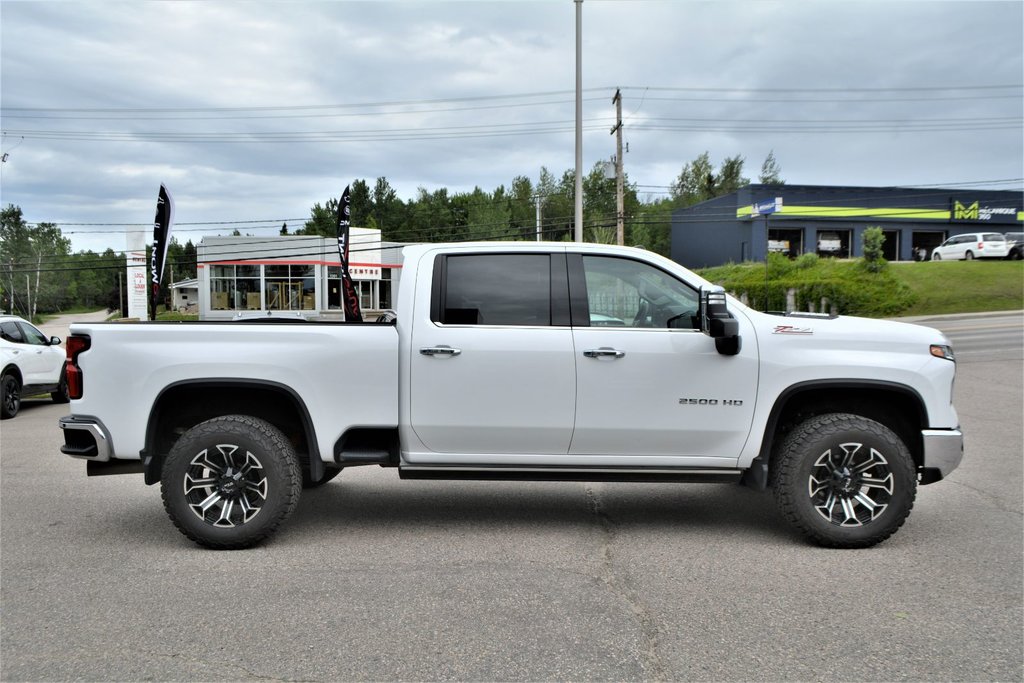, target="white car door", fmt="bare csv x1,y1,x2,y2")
408,252,576,456
16,321,64,384
569,254,757,464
